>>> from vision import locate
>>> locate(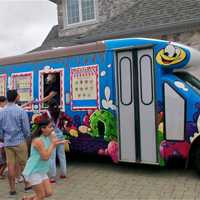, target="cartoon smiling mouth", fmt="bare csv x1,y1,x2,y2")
160,57,173,64
156,44,186,66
